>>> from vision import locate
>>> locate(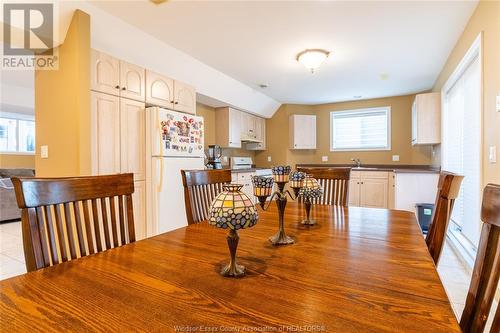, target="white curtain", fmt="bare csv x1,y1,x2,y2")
442,55,481,247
